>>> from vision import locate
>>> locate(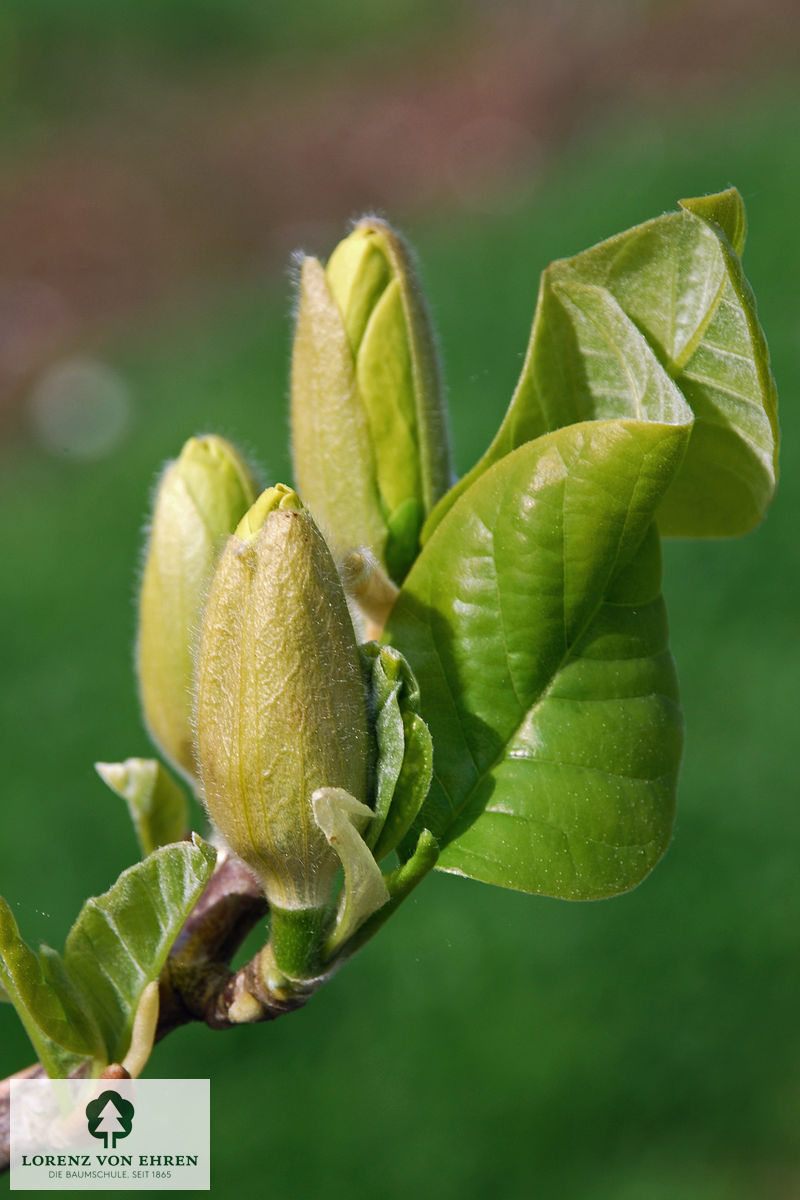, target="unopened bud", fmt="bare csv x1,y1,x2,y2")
194,486,370,923
137,435,257,781
291,218,451,585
